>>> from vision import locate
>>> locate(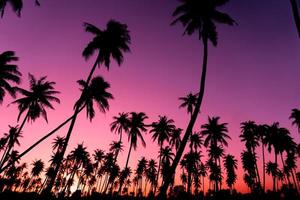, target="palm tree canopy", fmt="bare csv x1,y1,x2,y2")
189,131,203,152
169,127,182,150
150,115,176,146
82,20,131,69
171,0,236,45
201,116,230,147
31,159,44,177
110,112,130,135
240,121,259,151
4,125,22,147
290,108,300,132
160,146,175,165
178,92,197,115
69,143,90,167
127,112,148,150
12,74,60,122
109,140,124,154
0,51,22,104
75,76,113,121
52,136,65,151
